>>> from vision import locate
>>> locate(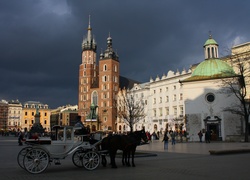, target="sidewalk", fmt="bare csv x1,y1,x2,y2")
137,139,250,155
